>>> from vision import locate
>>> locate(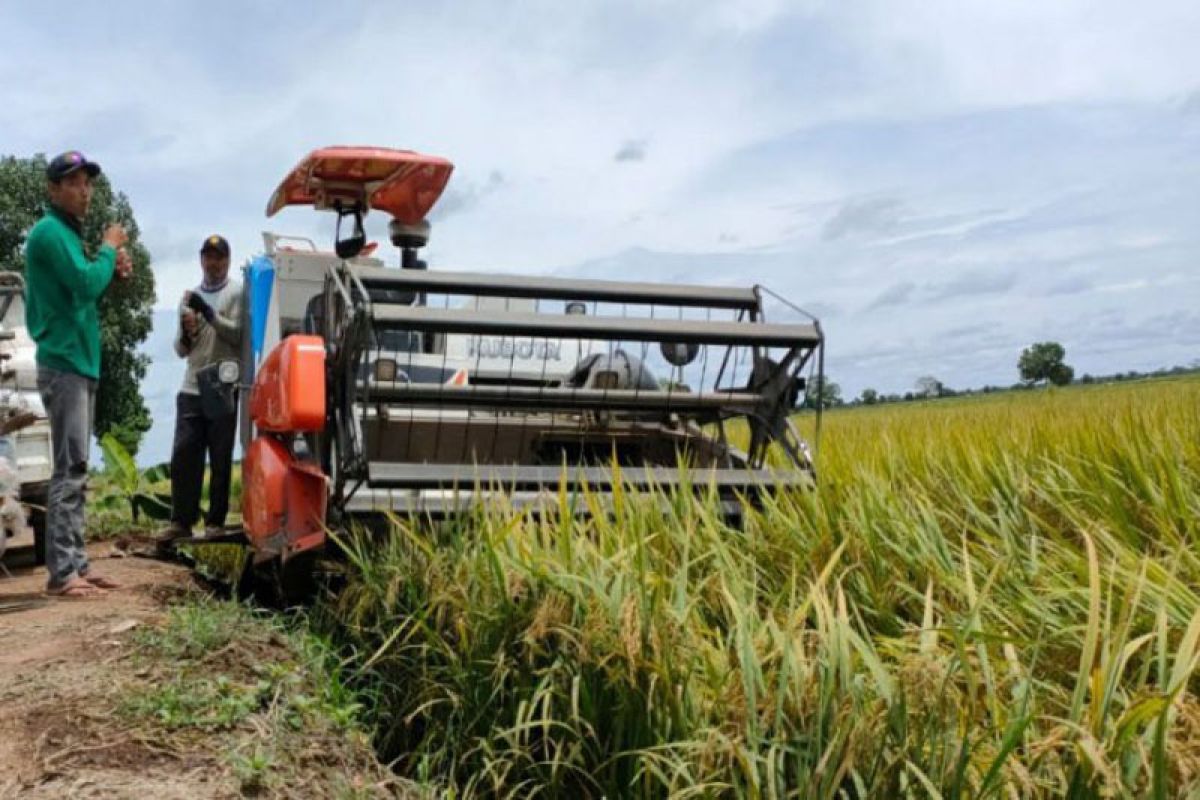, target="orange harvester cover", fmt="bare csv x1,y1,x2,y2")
249,335,326,433
242,436,327,561
265,146,454,223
